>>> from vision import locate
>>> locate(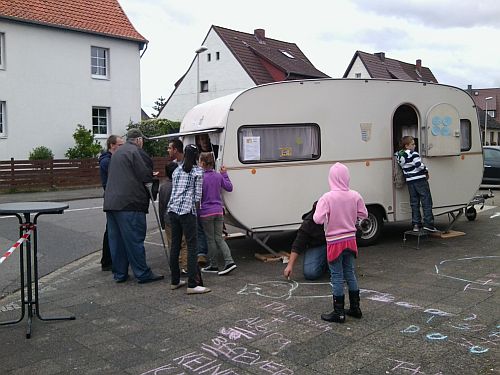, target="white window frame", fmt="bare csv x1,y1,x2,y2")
0,101,6,137
200,80,209,93
92,107,109,137
91,46,109,79
0,33,5,70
